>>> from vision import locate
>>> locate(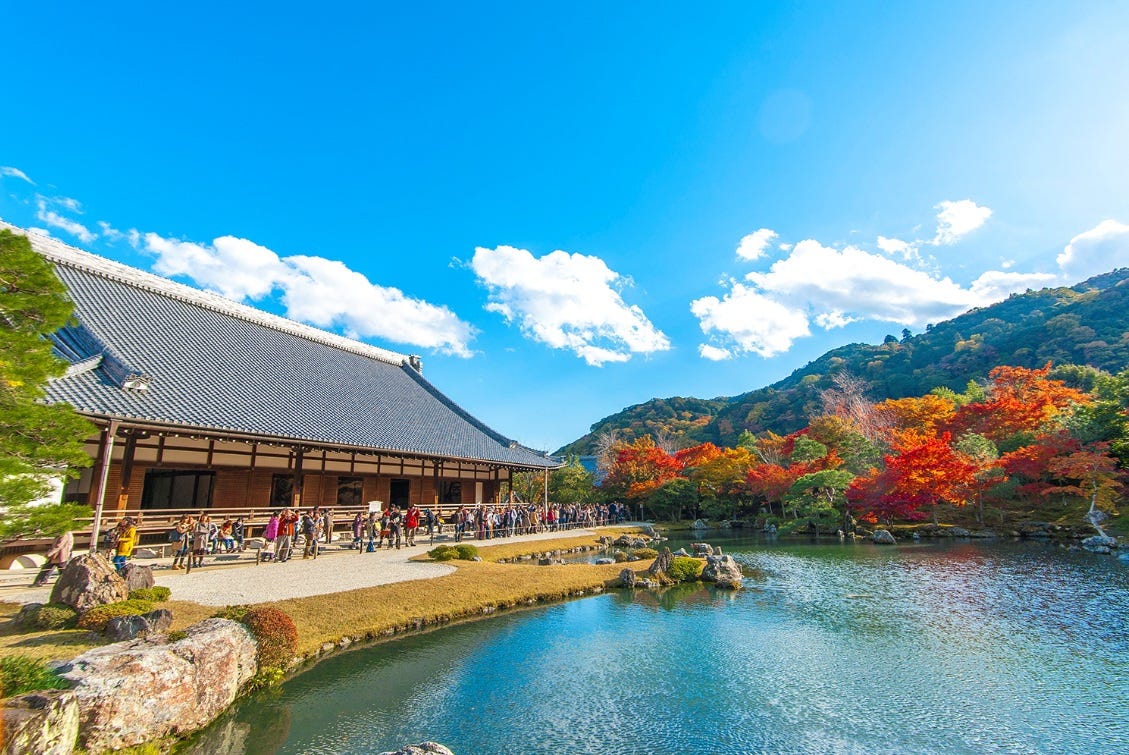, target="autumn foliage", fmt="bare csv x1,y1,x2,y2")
597,362,1124,531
